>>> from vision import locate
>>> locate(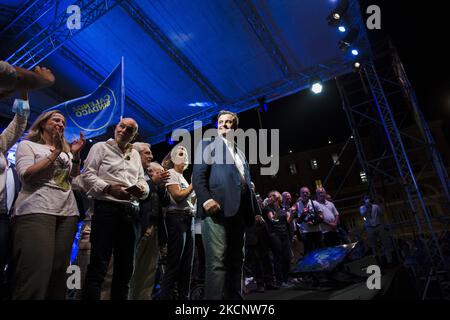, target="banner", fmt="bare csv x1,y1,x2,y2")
46,57,125,140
